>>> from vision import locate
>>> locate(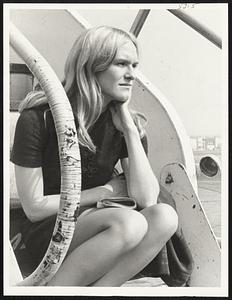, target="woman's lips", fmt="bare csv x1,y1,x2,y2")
119,83,132,87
